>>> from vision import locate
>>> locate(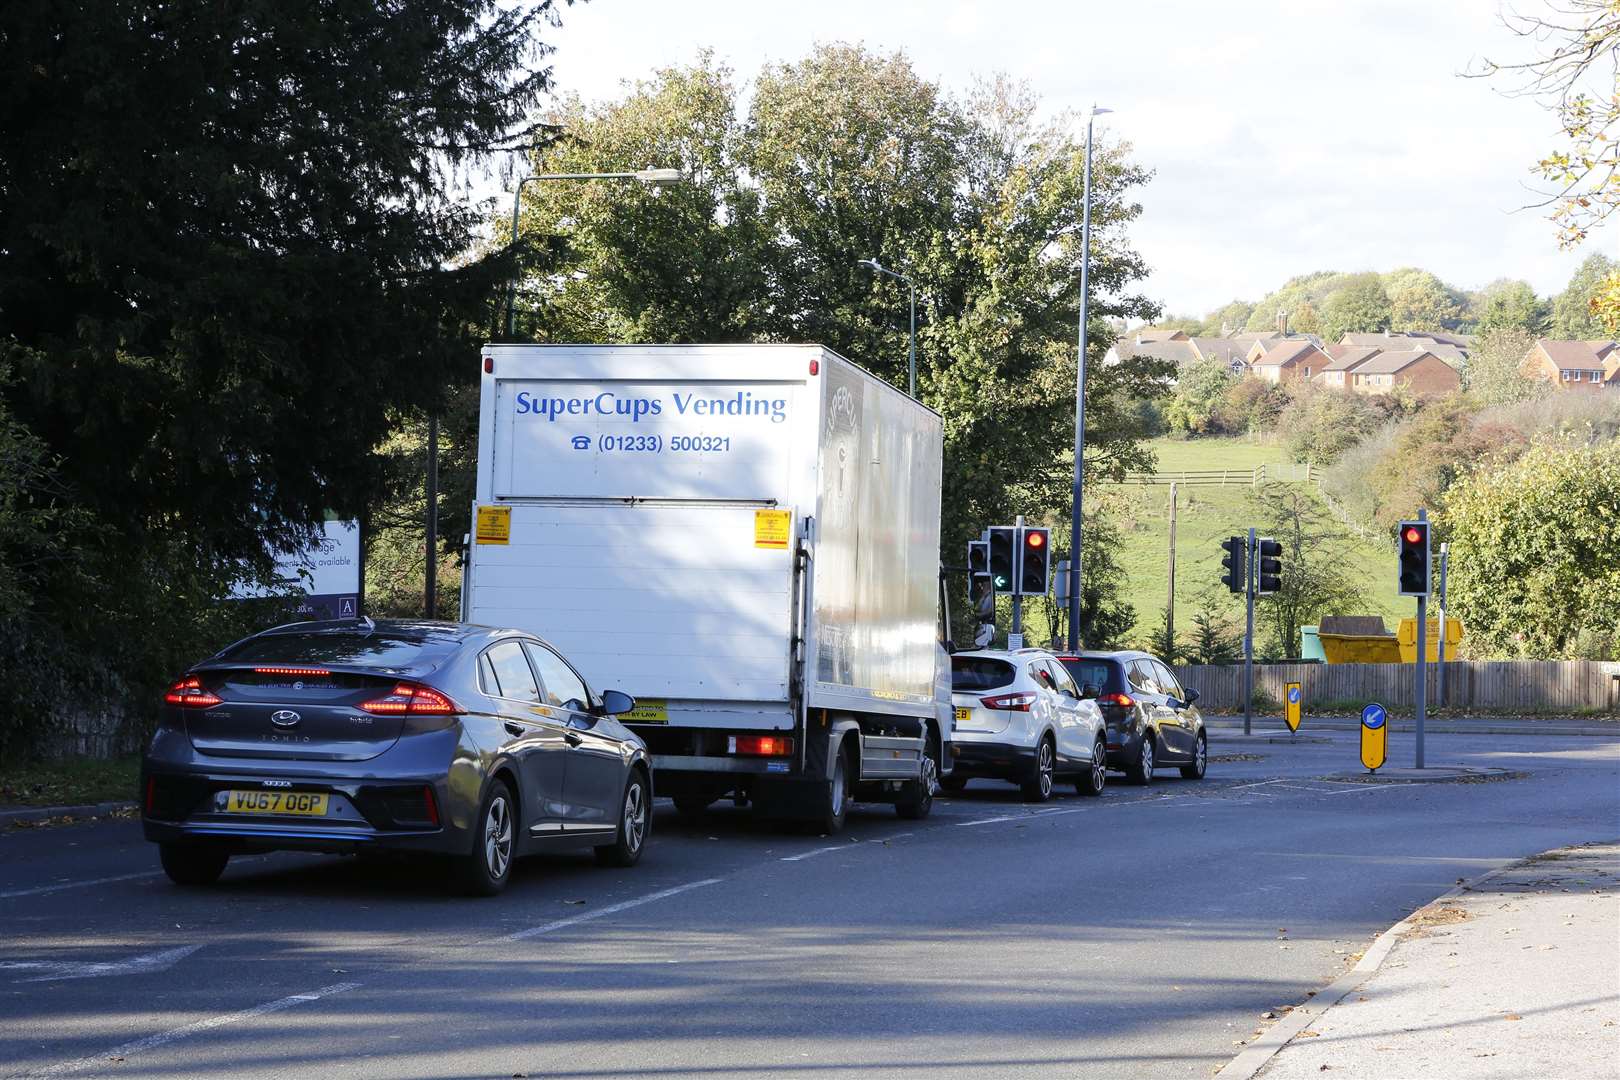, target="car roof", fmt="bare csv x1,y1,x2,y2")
1057,650,1151,662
